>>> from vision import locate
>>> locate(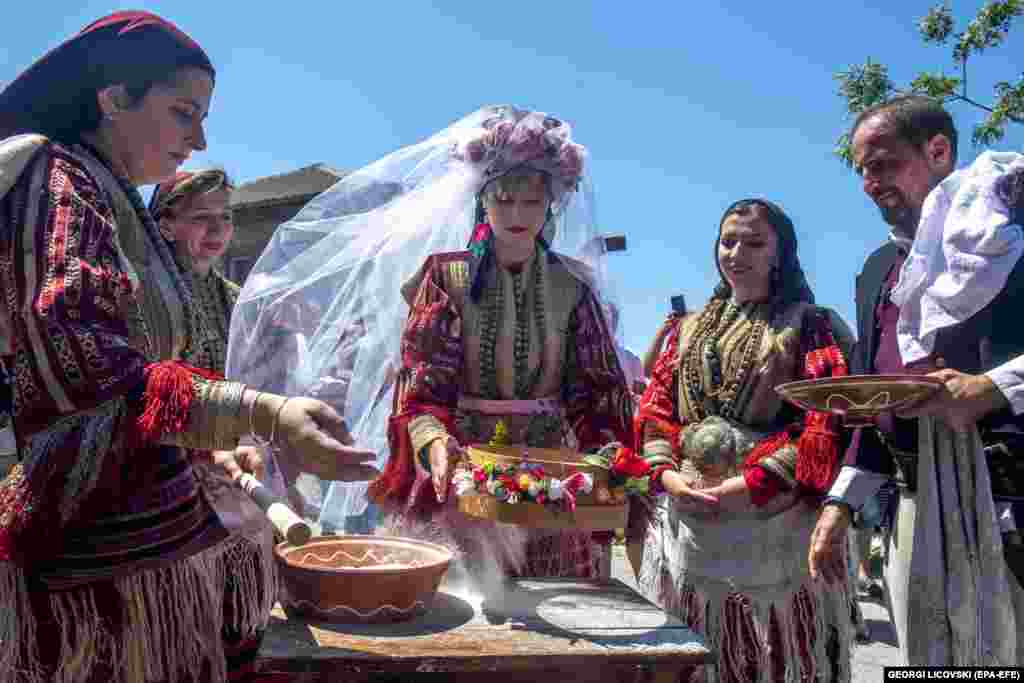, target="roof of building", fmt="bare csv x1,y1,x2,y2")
231,163,347,210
